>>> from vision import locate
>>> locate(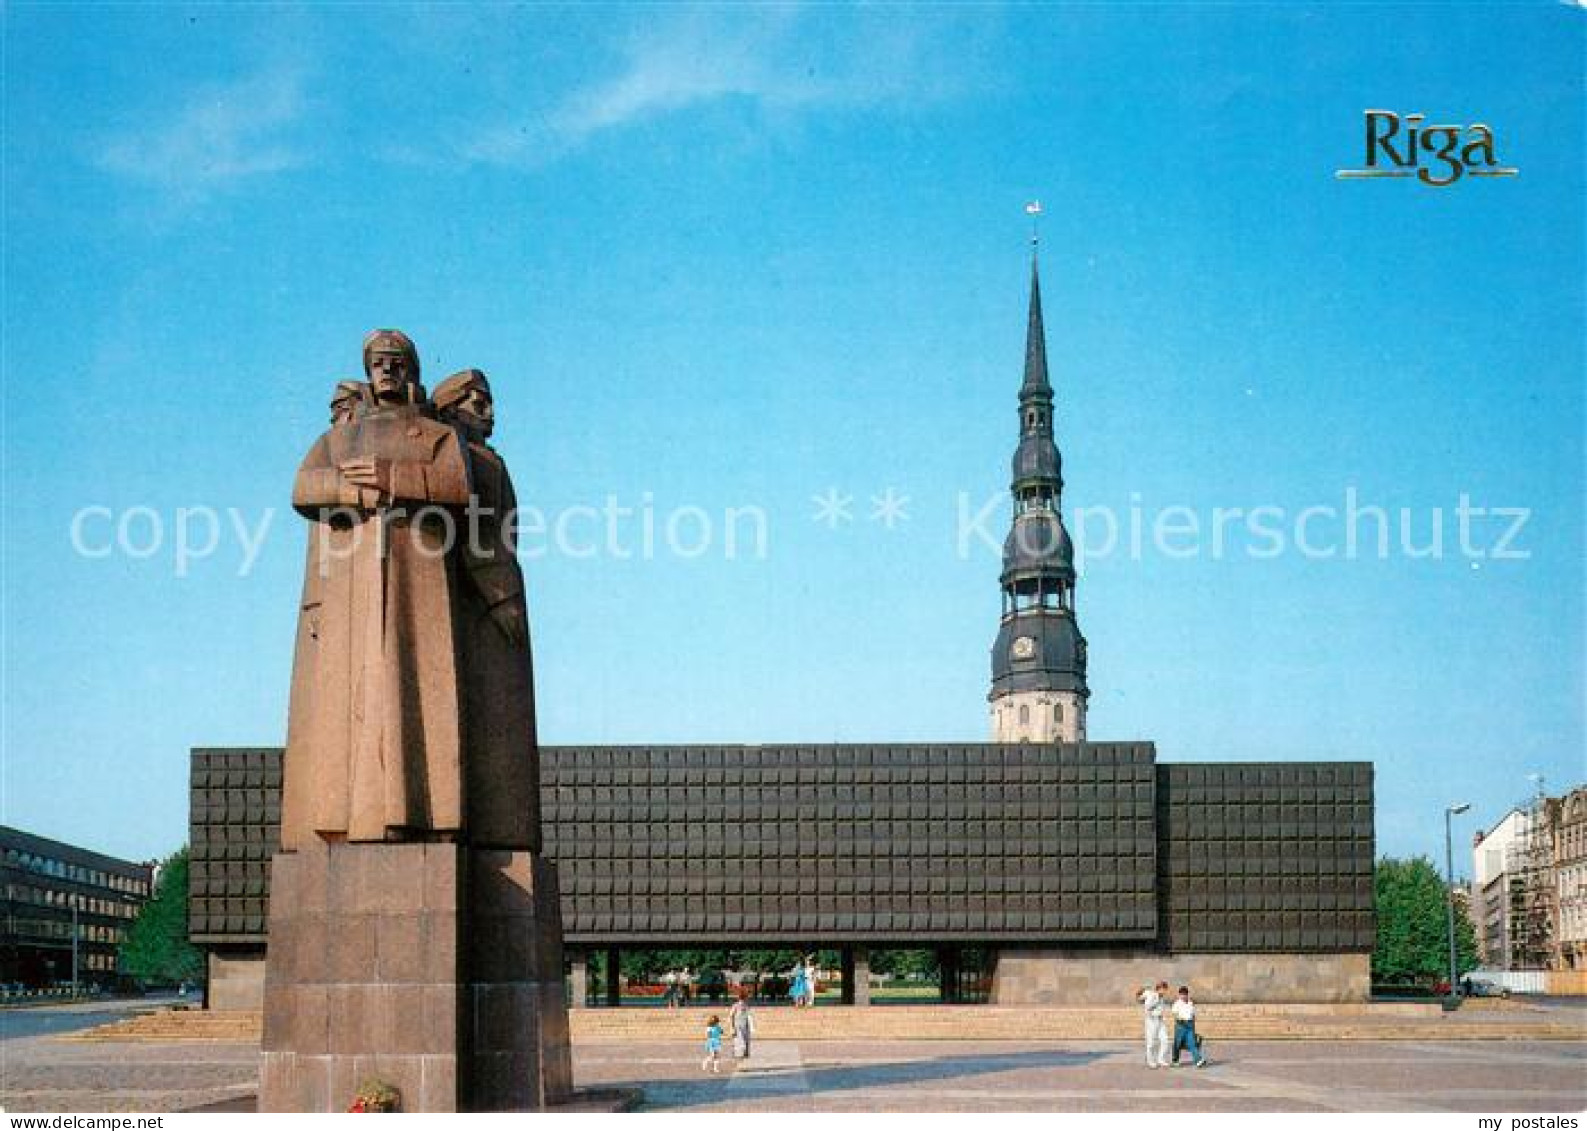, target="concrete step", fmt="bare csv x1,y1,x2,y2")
565,1005,1583,1043
61,1010,263,1043
60,1004,1584,1044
